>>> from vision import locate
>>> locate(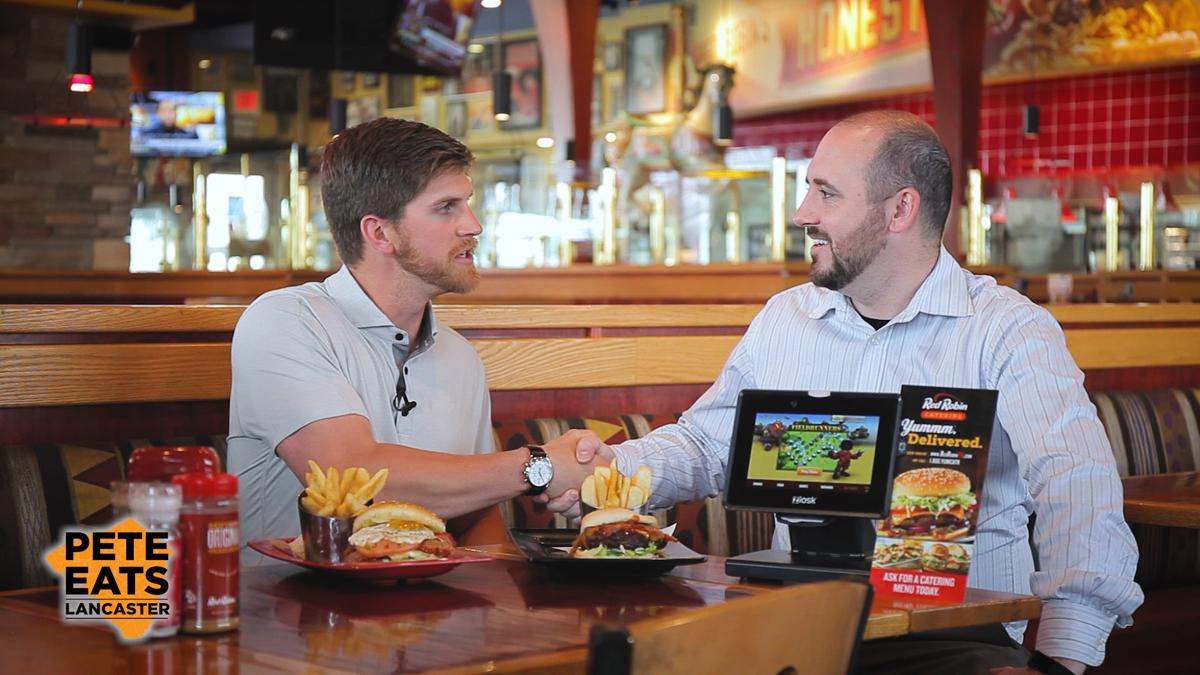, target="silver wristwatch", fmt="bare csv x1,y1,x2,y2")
522,445,553,495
